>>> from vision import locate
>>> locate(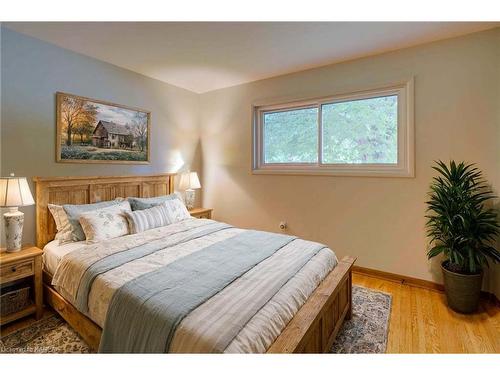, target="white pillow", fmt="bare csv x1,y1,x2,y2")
78,201,132,243
48,204,74,245
163,198,191,223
